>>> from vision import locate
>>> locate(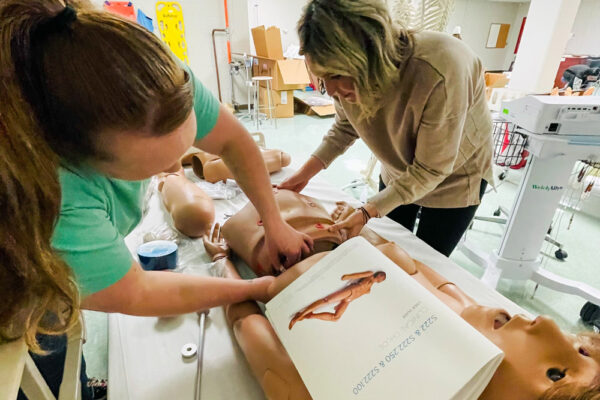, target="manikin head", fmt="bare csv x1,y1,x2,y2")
462,306,600,399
